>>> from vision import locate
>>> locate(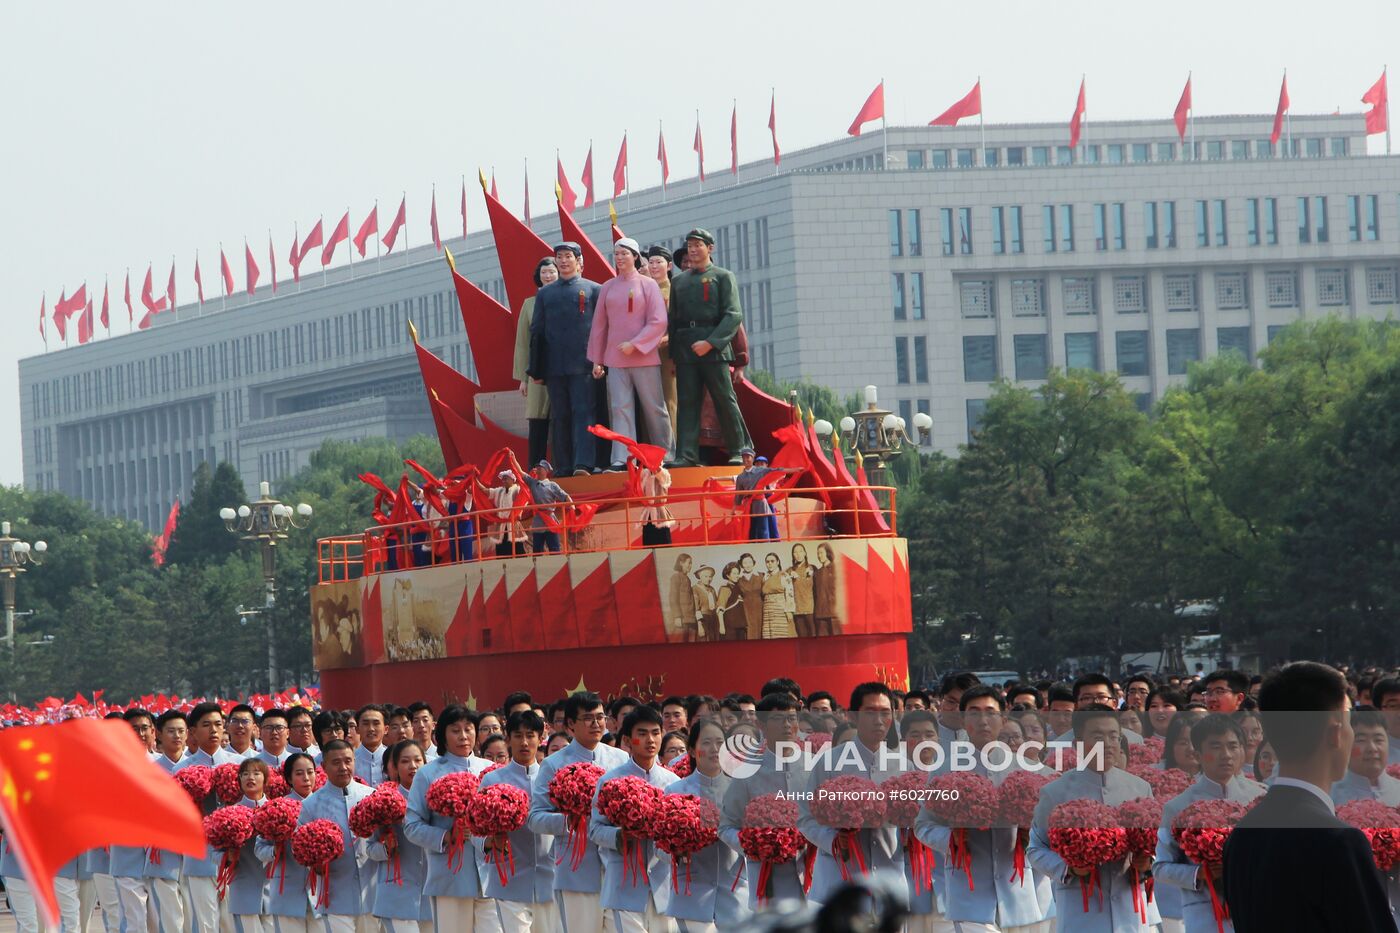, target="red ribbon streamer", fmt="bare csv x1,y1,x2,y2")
445,819,468,873
215,849,239,902
1202,864,1229,933
384,830,403,886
